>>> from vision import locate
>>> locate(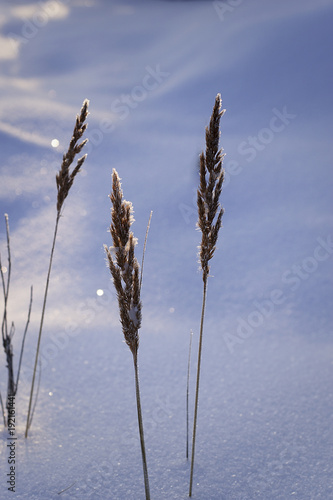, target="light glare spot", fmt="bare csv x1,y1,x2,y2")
169,307,175,314
1,266,7,274
49,392,53,396
96,289,104,296
51,138,59,148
